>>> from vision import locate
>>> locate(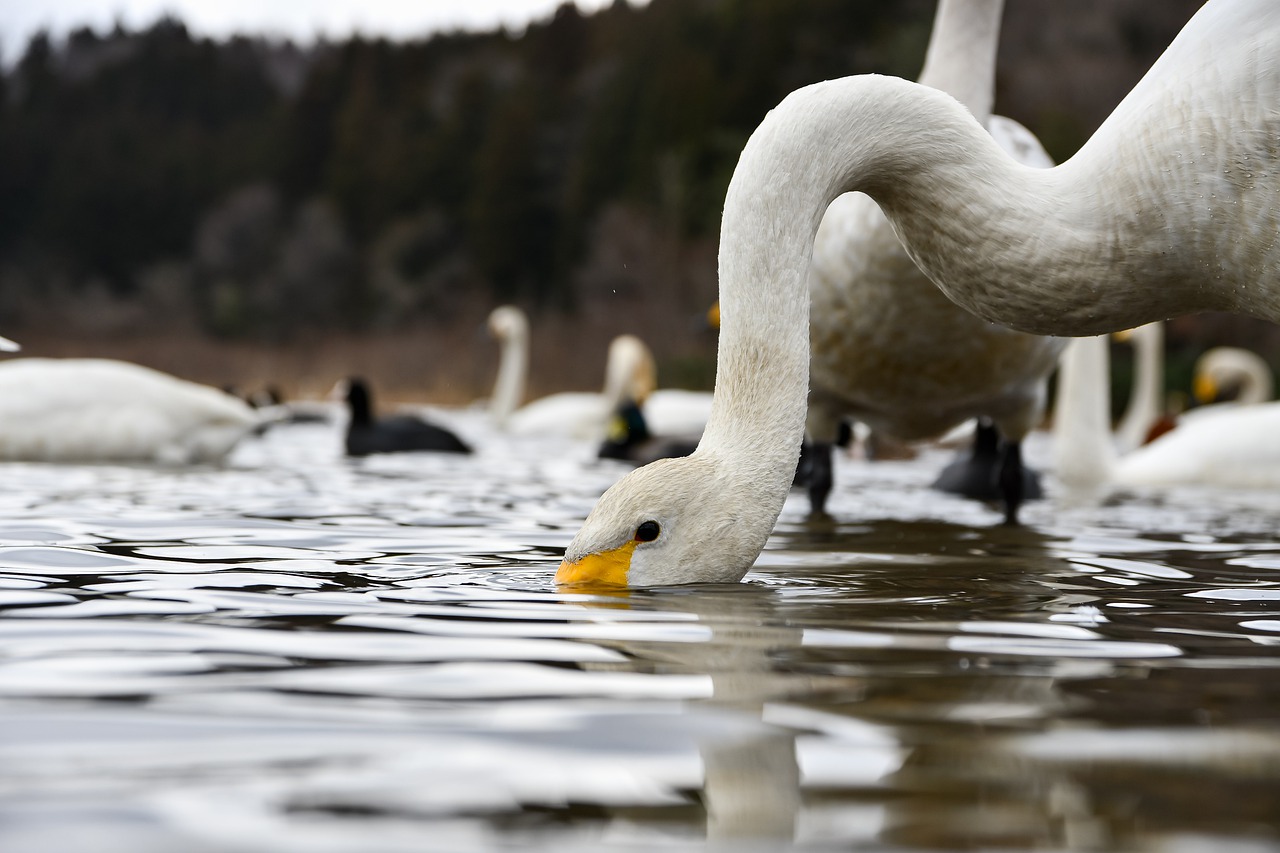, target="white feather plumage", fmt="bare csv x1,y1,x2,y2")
564,0,1280,586
0,358,259,464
